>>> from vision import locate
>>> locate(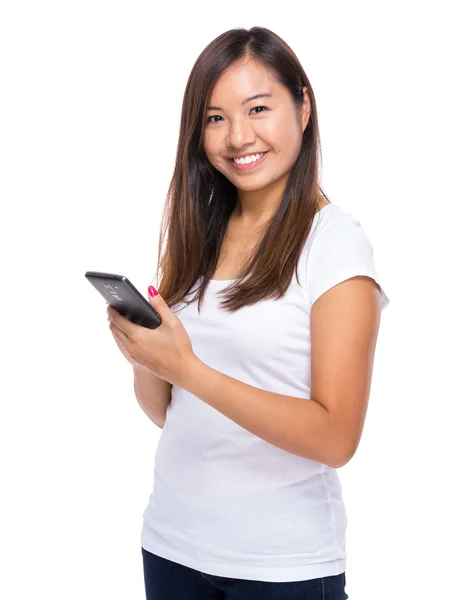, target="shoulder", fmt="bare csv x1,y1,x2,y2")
305,204,389,310
309,203,365,242
306,203,375,262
